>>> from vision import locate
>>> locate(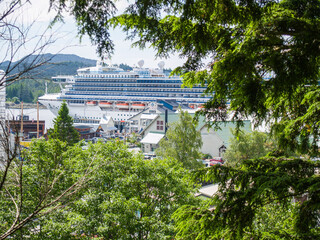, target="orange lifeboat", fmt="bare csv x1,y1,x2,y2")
116,102,129,109
99,101,112,107
87,101,97,106
131,103,146,109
